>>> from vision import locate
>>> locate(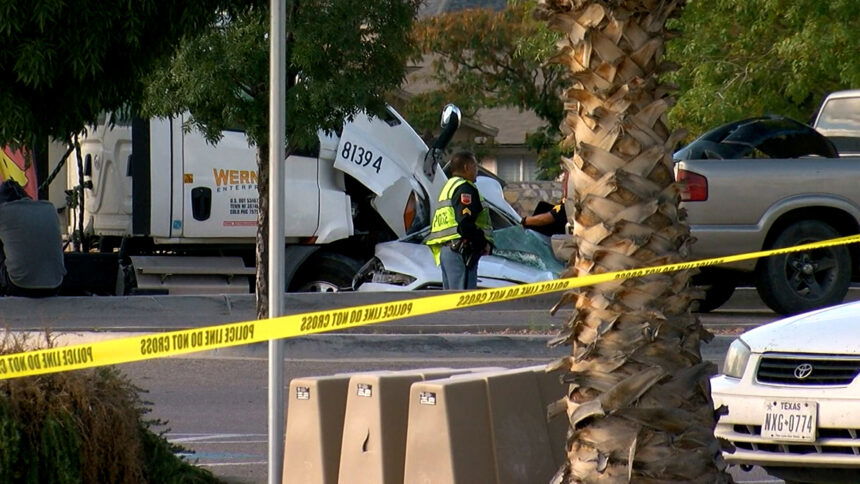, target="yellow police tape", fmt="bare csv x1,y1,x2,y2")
2,234,859,380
